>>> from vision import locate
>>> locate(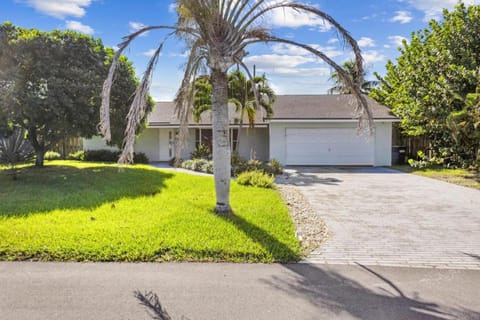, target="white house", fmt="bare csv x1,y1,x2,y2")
84,95,399,166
